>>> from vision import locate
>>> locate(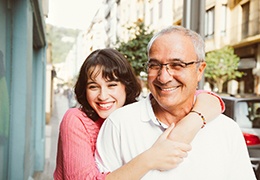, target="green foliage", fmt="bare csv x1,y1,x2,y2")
46,24,80,64
116,20,154,76
205,46,244,93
